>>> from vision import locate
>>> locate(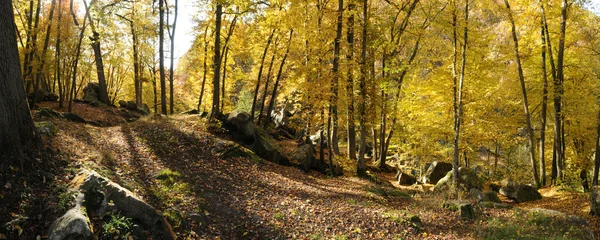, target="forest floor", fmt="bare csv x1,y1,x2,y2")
1,102,599,239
